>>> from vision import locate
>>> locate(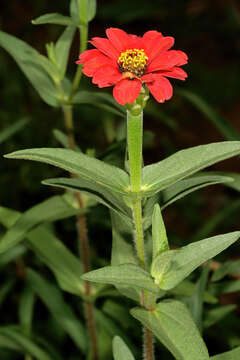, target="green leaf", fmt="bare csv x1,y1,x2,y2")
5,148,130,195
131,299,209,360
27,226,85,296
142,141,240,197
113,336,135,360
95,310,131,351
209,280,240,296
188,265,209,333
32,13,75,26
55,26,76,78
152,204,169,260
27,269,87,352
0,244,26,268
204,304,237,329
43,177,131,221
151,231,240,290
0,118,29,144
161,174,233,210
211,260,240,282
110,212,141,302
53,129,81,150
0,31,58,106
0,280,15,308
169,279,217,304
0,327,52,360
192,199,240,242
211,347,240,359
177,89,240,141
0,206,85,296
18,286,35,336
82,264,160,295
72,90,125,117
0,195,82,253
